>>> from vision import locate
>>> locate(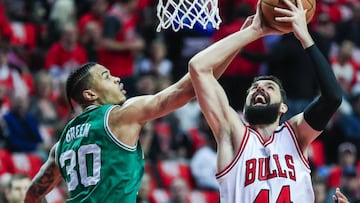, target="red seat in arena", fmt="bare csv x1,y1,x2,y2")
156,159,195,189
0,149,43,178
149,188,170,203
